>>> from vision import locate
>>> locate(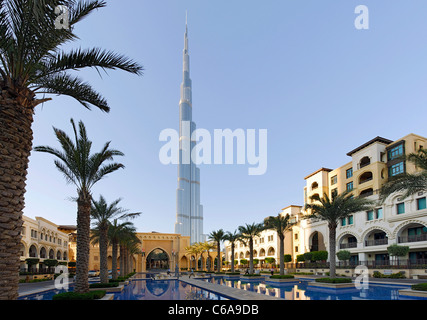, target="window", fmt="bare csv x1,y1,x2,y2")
388,143,404,161
417,197,426,210
397,202,405,214
341,218,347,226
331,175,337,185
367,210,374,221
295,246,298,253
367,208,383,220
294,233,298,240
346,181,353,191
376,208,383,219
346,168,353,179
389,162,405,177
348,215,354,225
